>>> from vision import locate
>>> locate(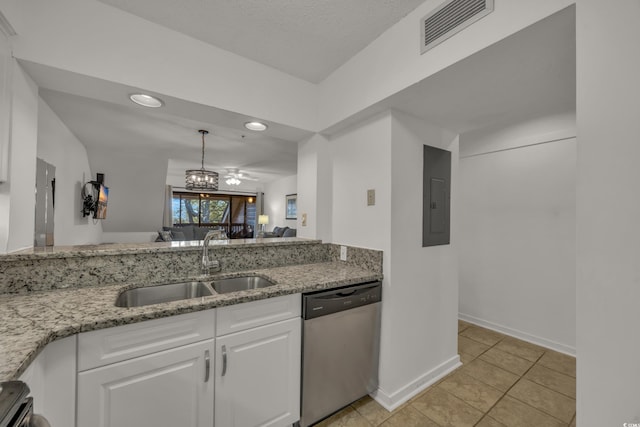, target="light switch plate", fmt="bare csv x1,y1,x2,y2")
340,245,347,261
302,213,307,226
367,189,375,206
